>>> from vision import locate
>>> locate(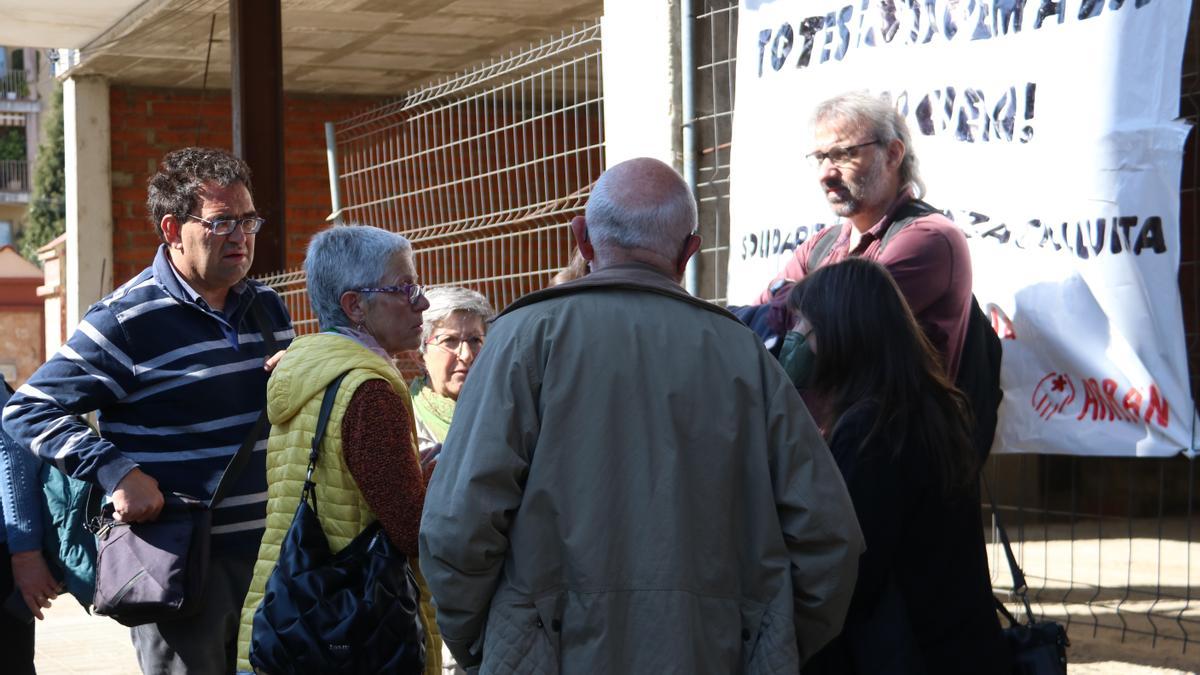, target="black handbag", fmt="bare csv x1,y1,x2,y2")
986,479,1069,675
88,299,279,627
90,493,212,626
249,373,426,674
